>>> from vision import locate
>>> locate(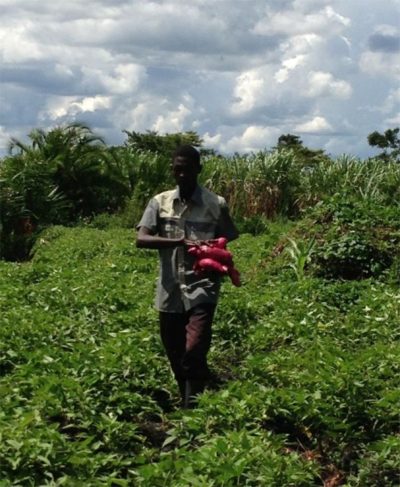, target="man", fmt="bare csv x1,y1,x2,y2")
136,145,238,408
